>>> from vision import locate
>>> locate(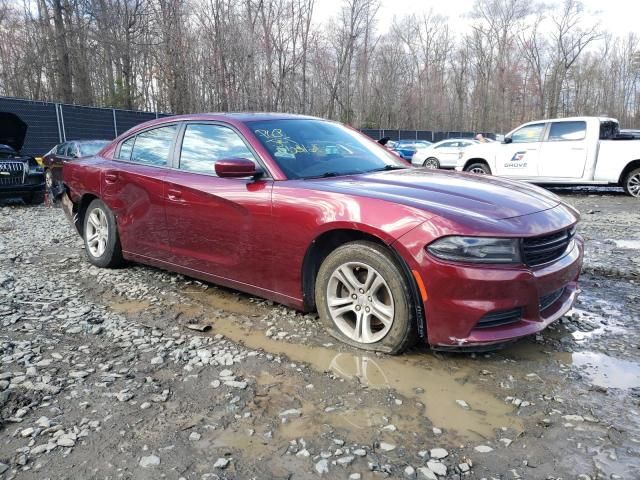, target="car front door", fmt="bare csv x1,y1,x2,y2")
101,124,177,262
495,123,546,177
435,141,460,167
164,122,274,289
538,121,588,178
